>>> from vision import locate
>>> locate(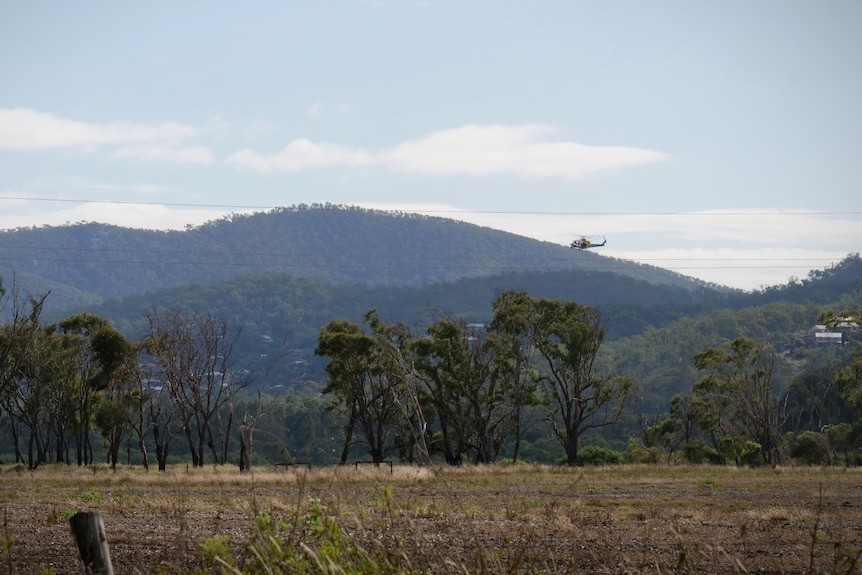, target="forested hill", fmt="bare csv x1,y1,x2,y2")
88,266,728,348
76,254,862,387
0,204,710,310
